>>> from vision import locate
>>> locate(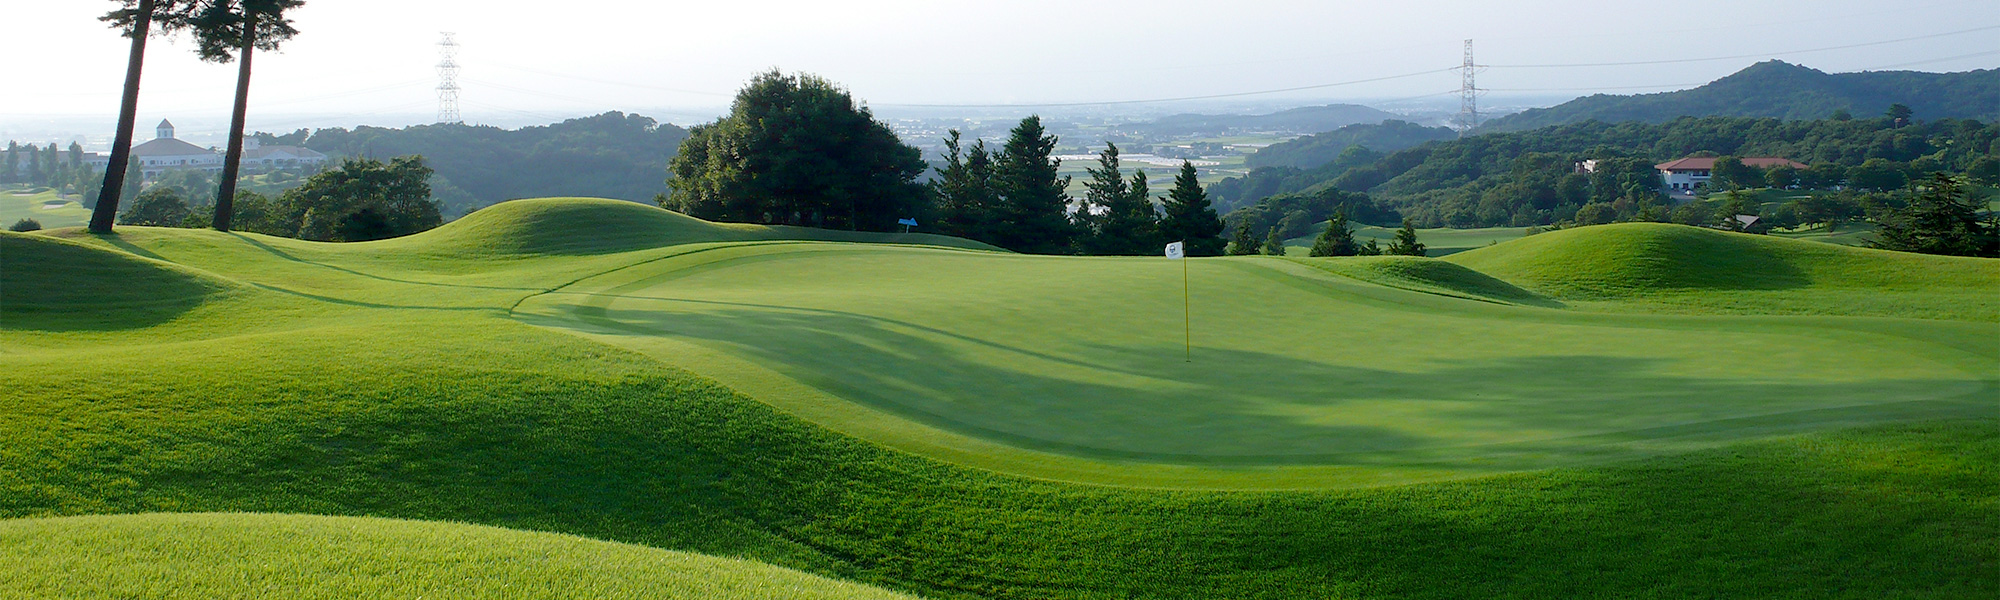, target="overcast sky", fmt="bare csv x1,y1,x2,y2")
5,0,1997,136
